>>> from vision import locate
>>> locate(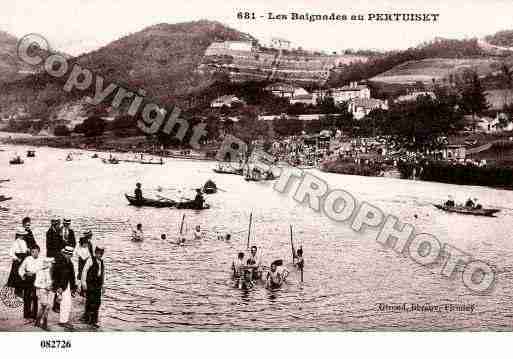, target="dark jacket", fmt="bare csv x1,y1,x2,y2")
86,257,105,290
24,228,37,250
52,254,77,292
61,227,76,248
46,227,64,258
